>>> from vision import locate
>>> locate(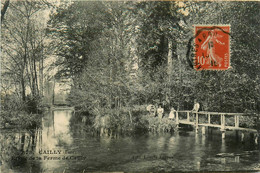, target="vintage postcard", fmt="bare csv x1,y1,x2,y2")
1,0,259,172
